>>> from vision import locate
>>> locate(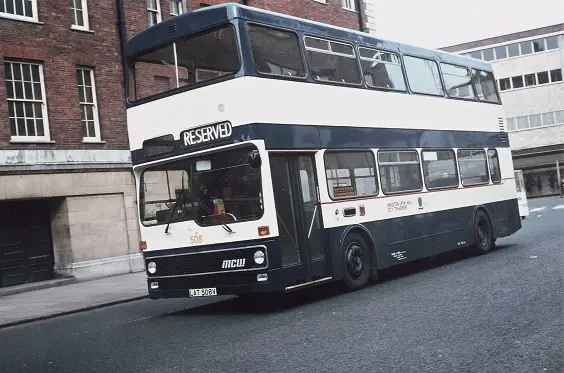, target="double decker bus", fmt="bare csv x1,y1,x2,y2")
125,3,522,299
